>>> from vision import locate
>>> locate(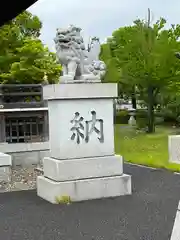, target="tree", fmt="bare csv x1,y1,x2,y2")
100,42,121,83
100,33,138,107
101,9,180,133
0,10,61,84
14,11,42,38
